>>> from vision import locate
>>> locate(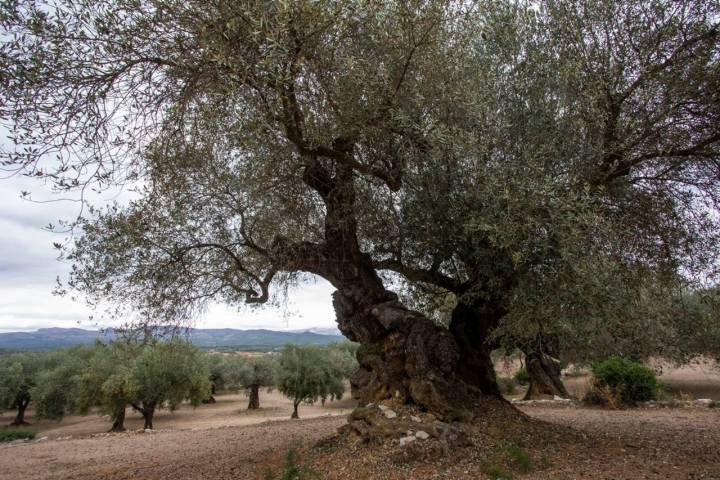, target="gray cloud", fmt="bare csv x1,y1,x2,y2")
0,173,337,332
